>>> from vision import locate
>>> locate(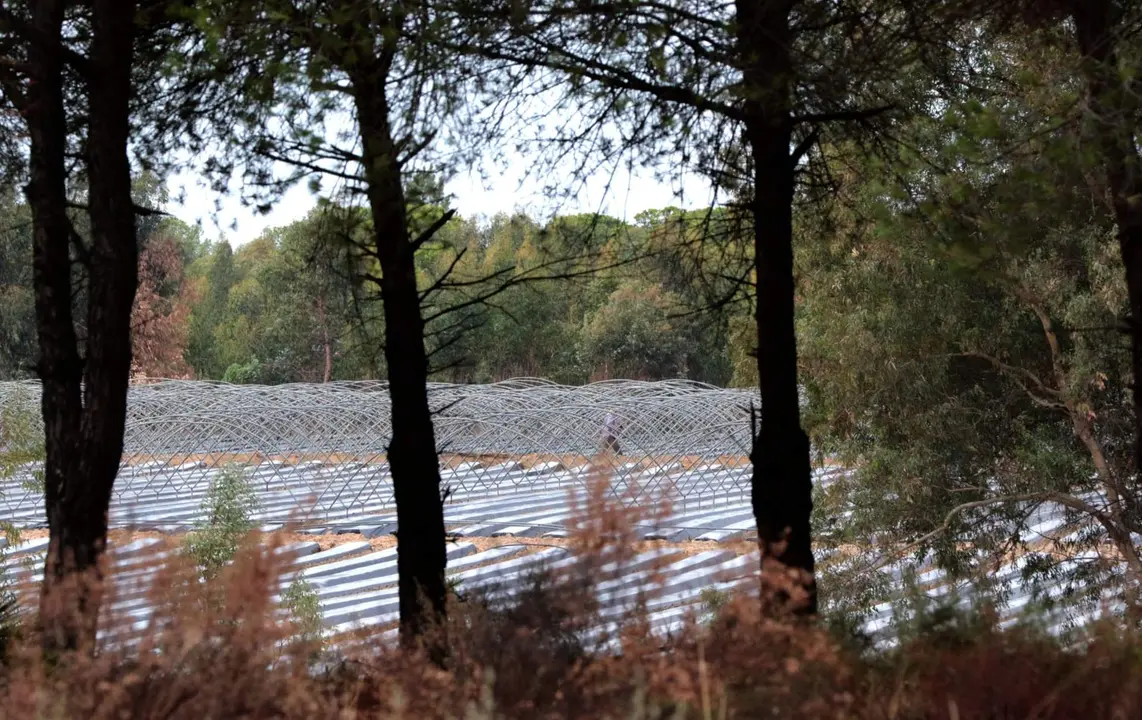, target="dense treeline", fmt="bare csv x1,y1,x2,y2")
3,198,753,387
183,205,750,386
